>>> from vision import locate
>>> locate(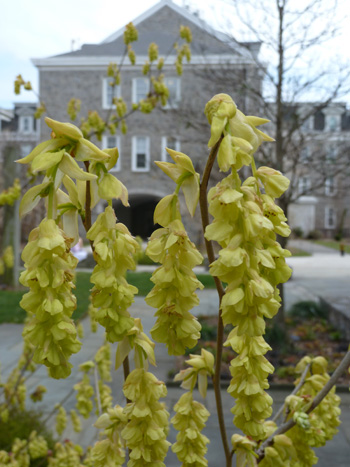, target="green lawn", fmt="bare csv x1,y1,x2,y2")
288,246,311,257
313,239,350,253
0,271,216,324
